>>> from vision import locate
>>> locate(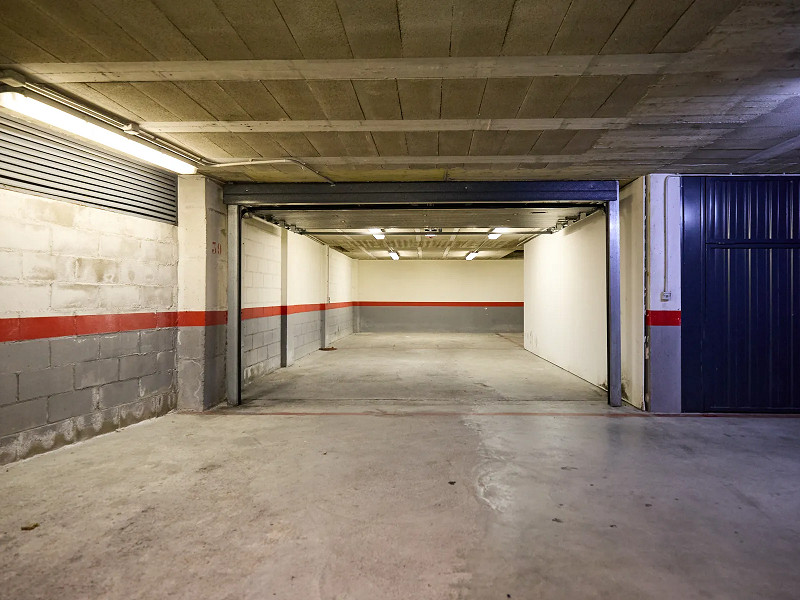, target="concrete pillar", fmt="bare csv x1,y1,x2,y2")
645,174,682,413
279,228,290,367
320,246,330,348
177,176,227,410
